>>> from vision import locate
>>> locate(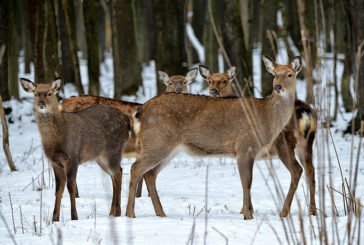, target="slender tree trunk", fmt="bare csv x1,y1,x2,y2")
338,0,354,112
83,0,100,95
19,0,32,74
154,0,187,93
134,0,155,64
203,0,218,74
221,0,253,96
297,0,316,104
260,0,278,97
284,0,301,50
0,1,9,100
0,95,16,171
46,0,61,80
111,0,141,97
57,0,76,85
347,0,364,134
61,0,84,94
